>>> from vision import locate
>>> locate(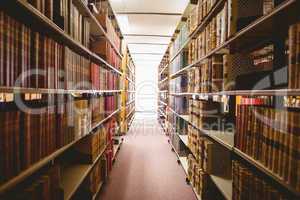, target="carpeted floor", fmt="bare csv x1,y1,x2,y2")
99,113,197,200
